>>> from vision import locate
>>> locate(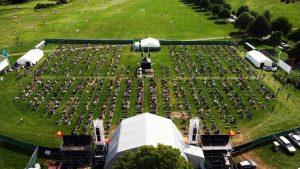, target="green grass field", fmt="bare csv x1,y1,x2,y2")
227,0,300,27
0,0,235,53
